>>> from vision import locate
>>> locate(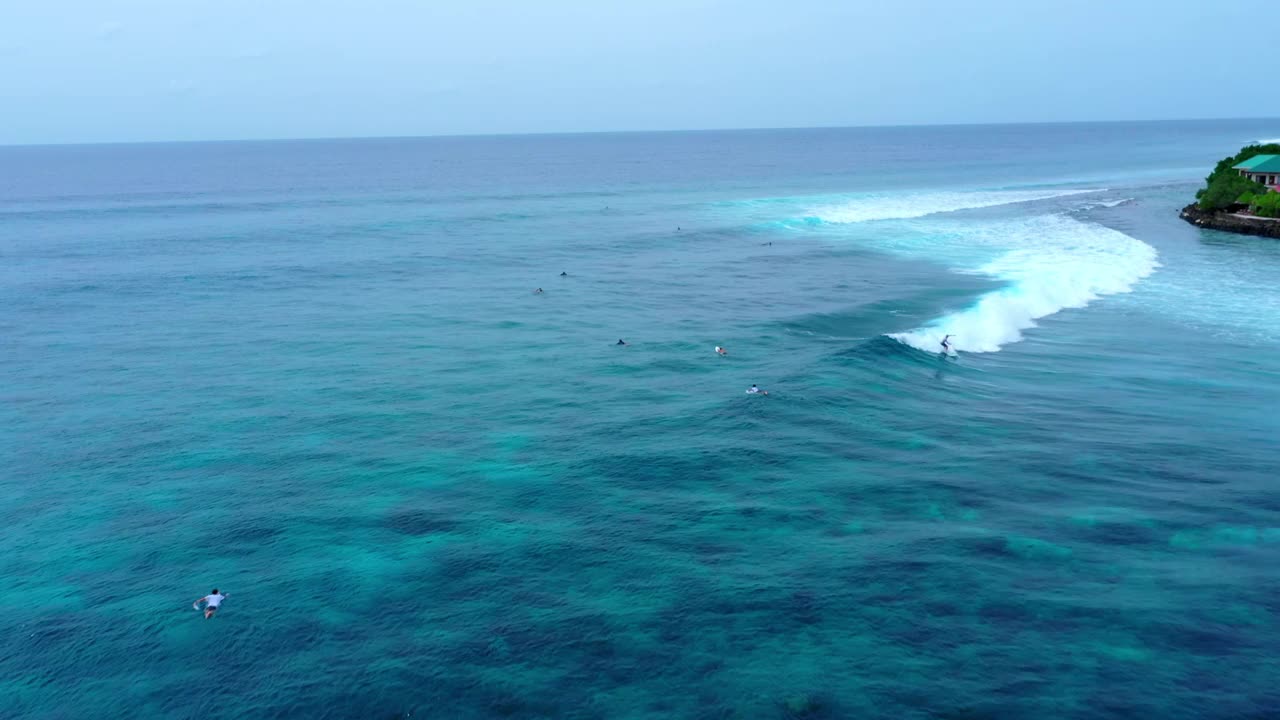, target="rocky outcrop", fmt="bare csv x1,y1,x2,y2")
1180,204,1280,239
